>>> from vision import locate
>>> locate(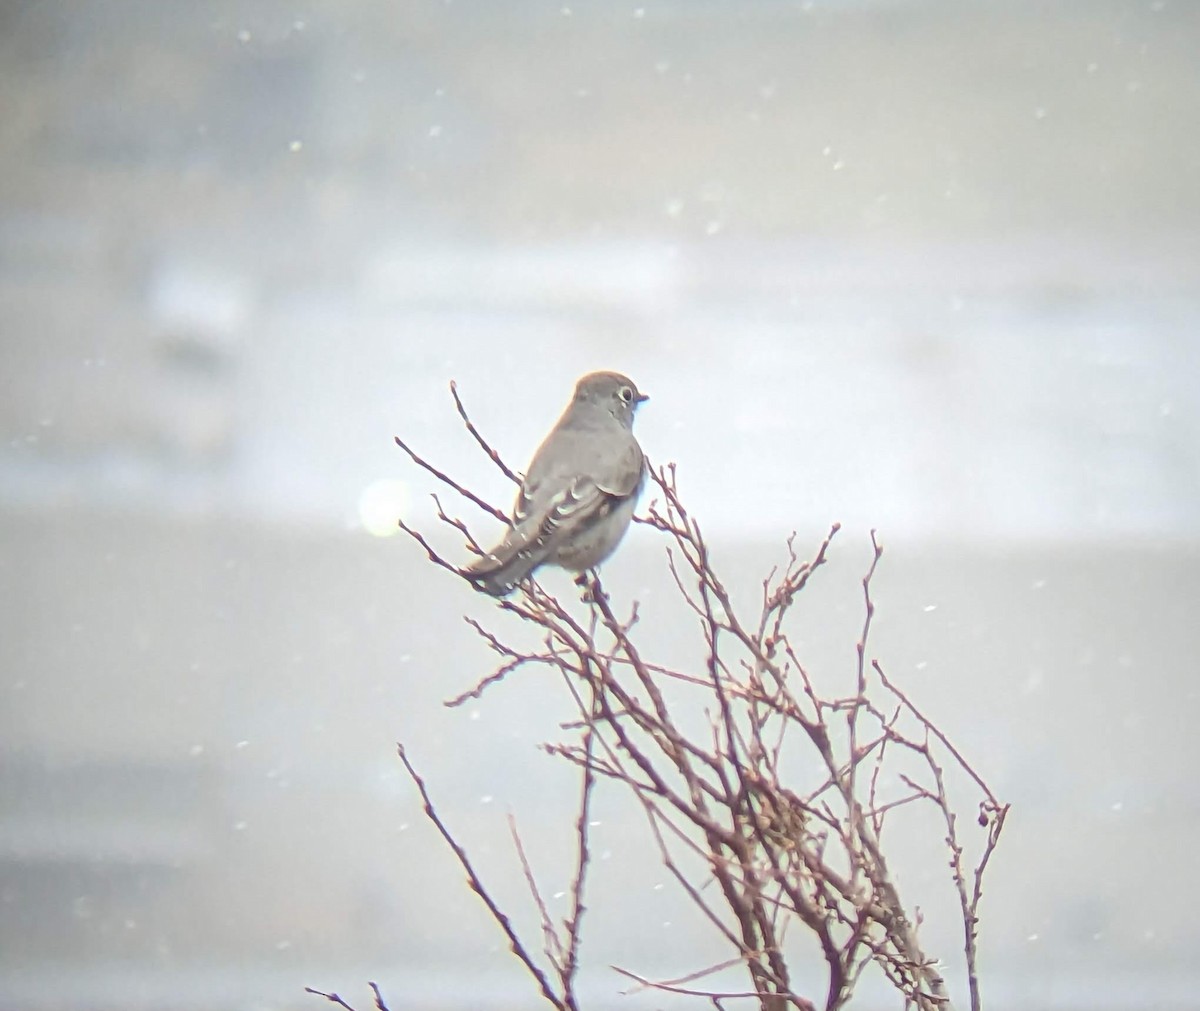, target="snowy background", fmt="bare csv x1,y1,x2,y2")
1,1,1198,1009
